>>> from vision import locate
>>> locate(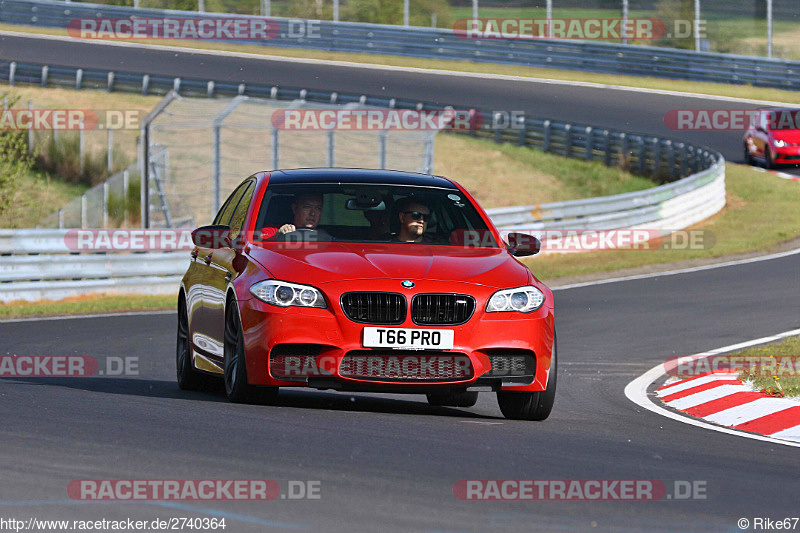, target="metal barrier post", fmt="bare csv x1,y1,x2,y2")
139,91,178,228
327,130,335,167
212,96,248,217
268,128,278,170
